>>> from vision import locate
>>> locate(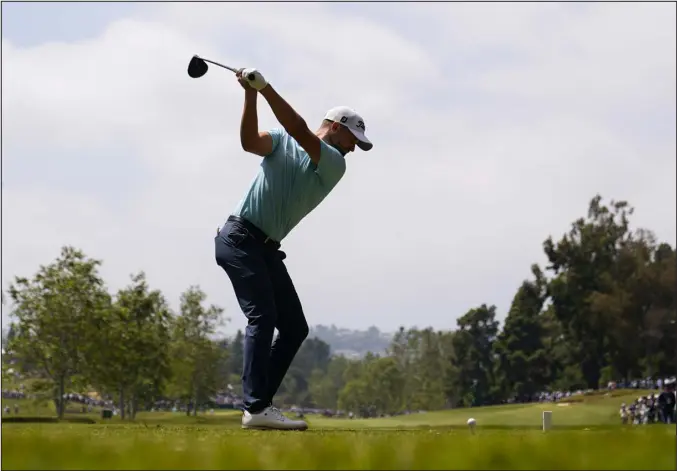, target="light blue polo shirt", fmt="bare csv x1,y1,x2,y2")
232,128,346,242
